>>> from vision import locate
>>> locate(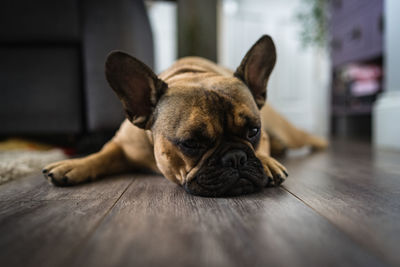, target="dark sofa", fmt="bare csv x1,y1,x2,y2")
0,0,154,136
